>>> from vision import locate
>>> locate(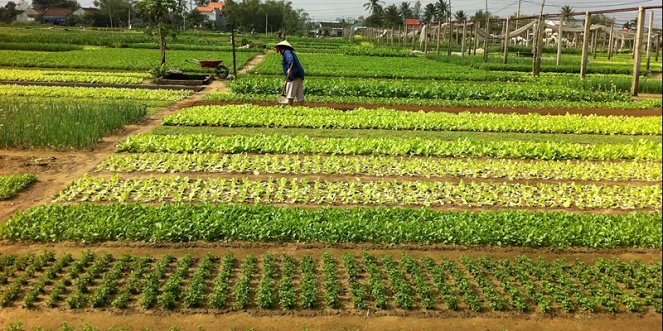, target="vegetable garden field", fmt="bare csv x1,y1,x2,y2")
0,26,661,331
